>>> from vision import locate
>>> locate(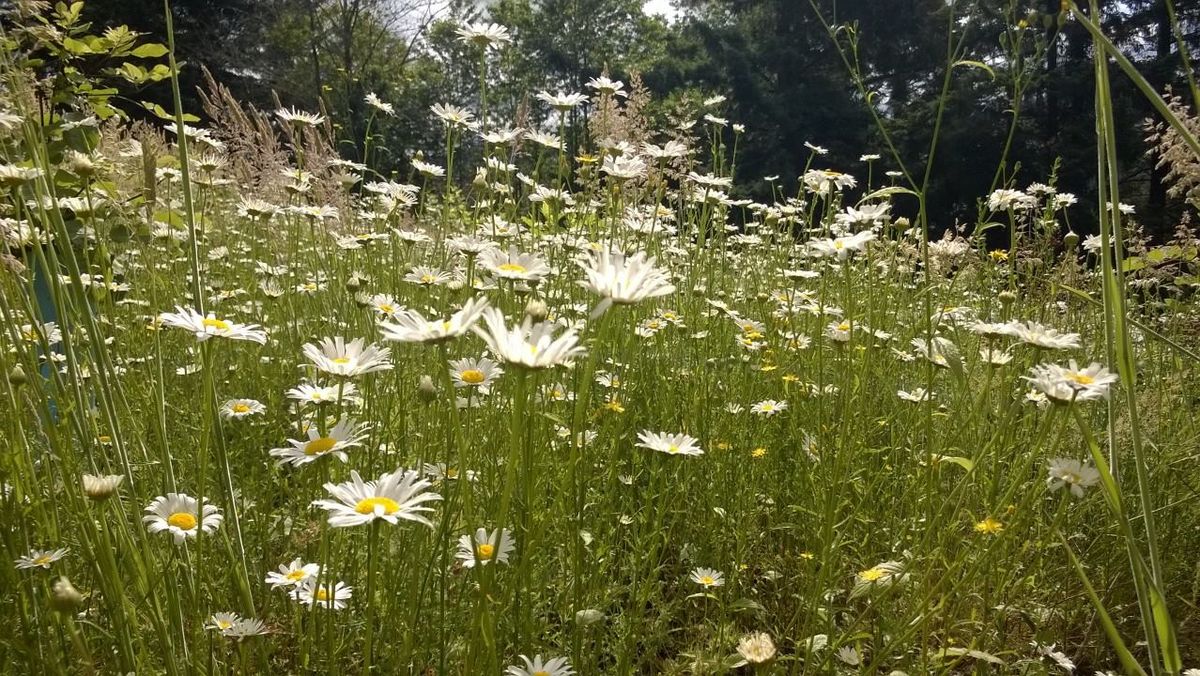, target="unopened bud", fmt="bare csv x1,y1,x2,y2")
998,290,1017,307
345,274,365,292
1063,231,1079,250
50,576,83,613
524,299,548,321
9,364,27,386
417,375,438,404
